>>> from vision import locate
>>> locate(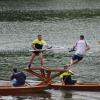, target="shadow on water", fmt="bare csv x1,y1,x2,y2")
0,9,100,21
0,0,100,21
